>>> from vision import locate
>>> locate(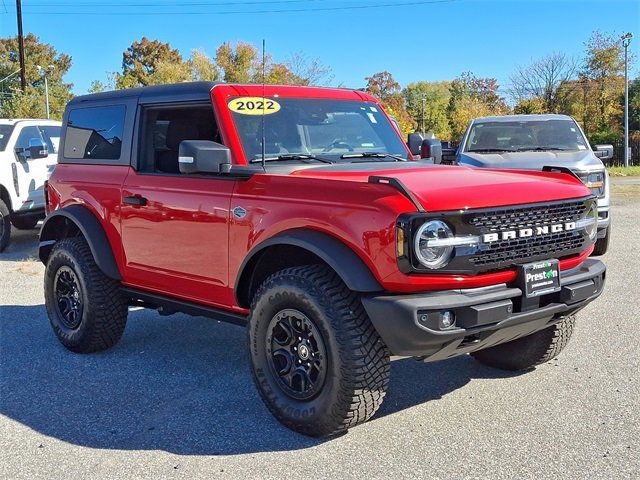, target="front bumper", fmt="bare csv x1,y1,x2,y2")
362,259,605,360
596,173,610,233
597,206,610,237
